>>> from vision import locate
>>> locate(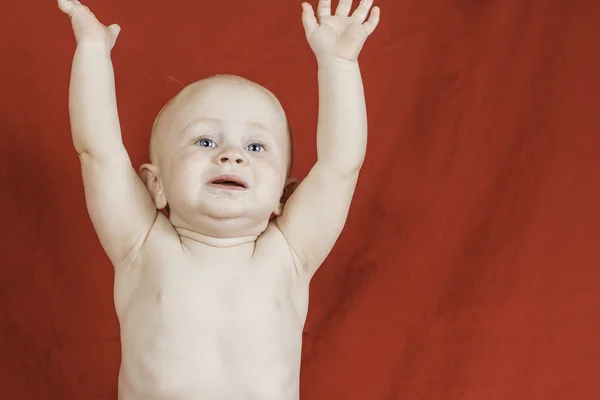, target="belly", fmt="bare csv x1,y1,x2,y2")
117,276,305,400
